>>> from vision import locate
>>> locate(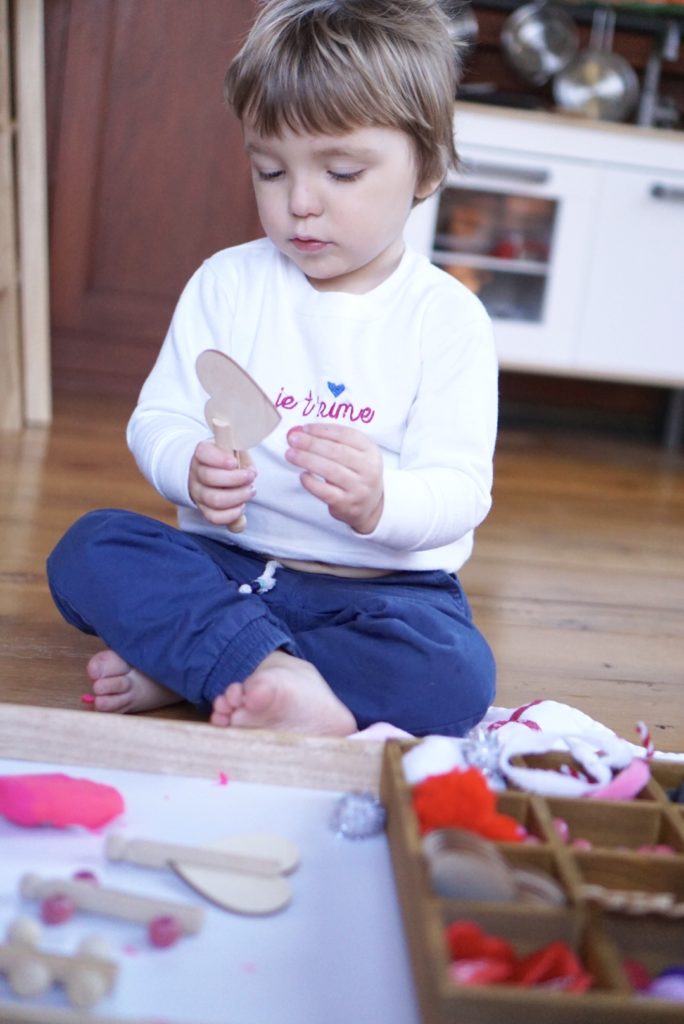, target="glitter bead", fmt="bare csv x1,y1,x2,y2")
330,791,386,839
